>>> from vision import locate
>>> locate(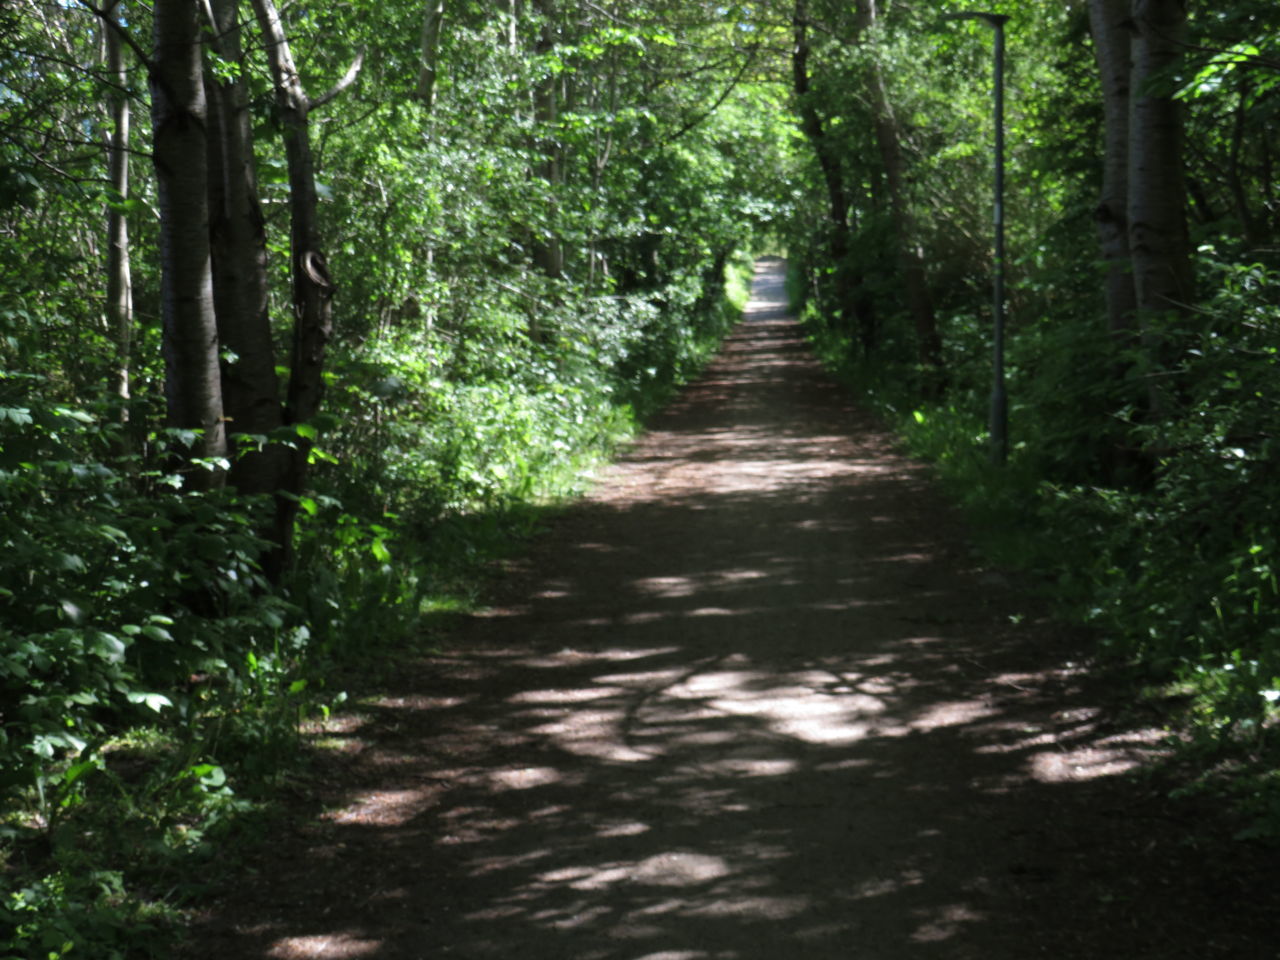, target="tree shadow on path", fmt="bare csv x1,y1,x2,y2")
184,259,1277,960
